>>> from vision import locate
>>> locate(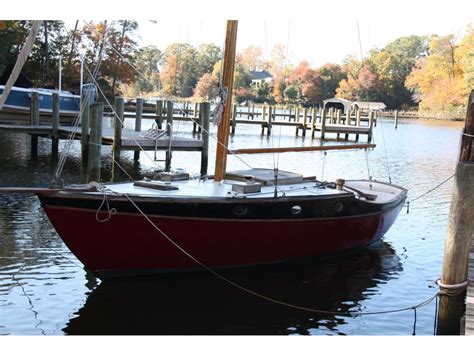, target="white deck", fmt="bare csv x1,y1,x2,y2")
104,177,405,203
